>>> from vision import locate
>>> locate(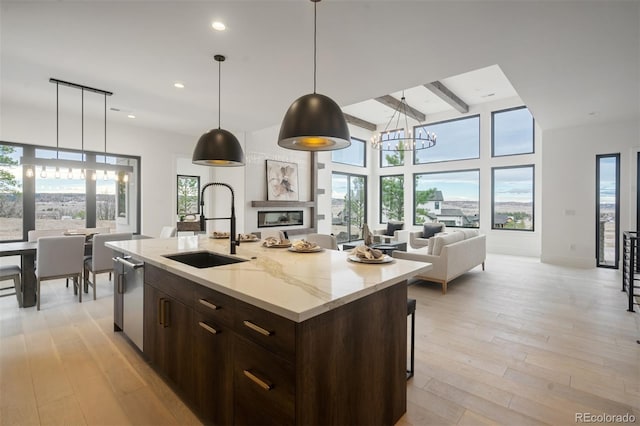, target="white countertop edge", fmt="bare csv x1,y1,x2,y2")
108,240,433,323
